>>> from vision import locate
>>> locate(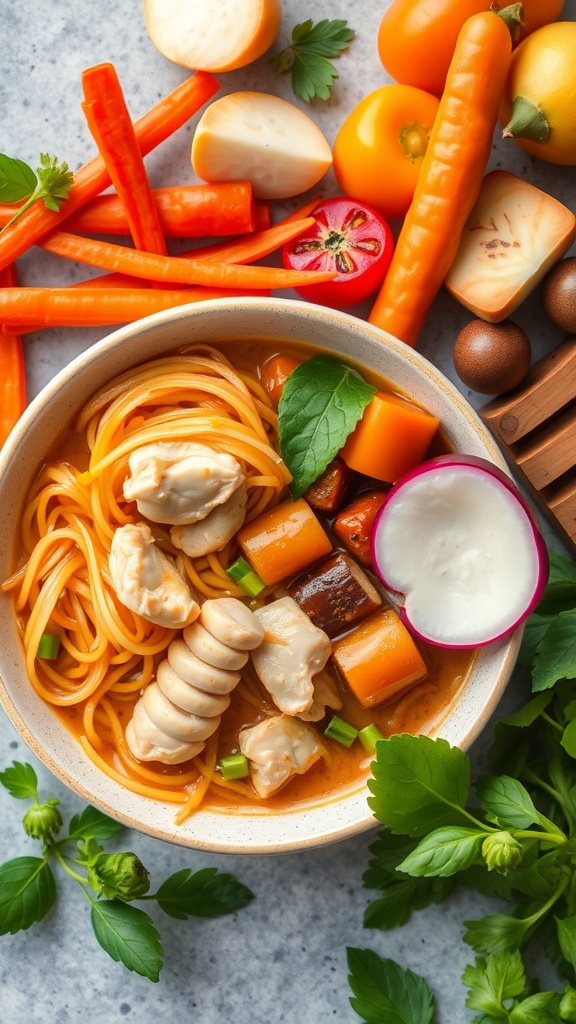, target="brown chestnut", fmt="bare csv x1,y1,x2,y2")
453,319,531,395
542,257,576,334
